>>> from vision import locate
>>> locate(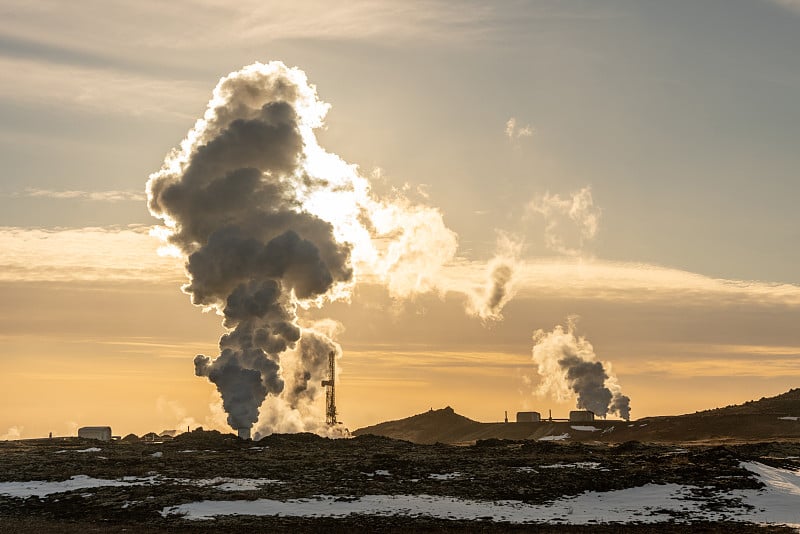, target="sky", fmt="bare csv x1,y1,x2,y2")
2,0,800,439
